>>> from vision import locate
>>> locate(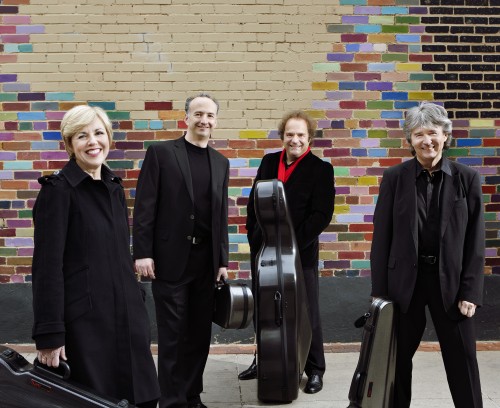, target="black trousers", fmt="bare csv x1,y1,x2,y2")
152,242,214,408
394,265,483,408
250,253,325,378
